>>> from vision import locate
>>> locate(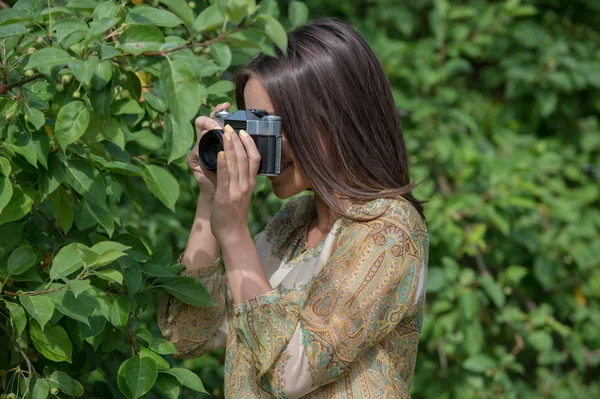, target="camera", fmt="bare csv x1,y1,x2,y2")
198,109,282,176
